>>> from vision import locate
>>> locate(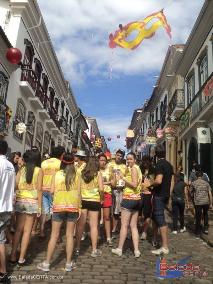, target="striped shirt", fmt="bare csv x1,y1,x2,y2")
192,178,211,205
